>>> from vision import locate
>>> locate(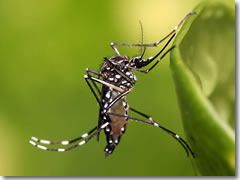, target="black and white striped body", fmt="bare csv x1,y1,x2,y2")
100,56,136,156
